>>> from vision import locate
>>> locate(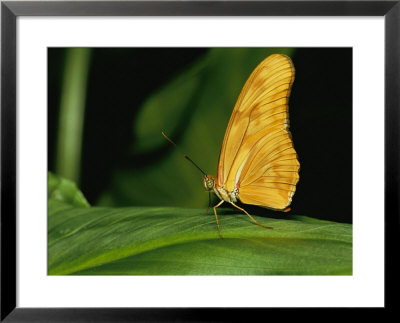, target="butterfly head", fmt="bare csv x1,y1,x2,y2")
203,175,216,191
